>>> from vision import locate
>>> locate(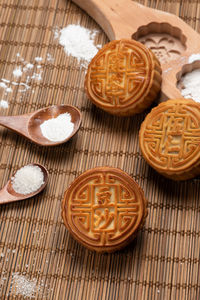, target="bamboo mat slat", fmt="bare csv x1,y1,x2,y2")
0,0,200,299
